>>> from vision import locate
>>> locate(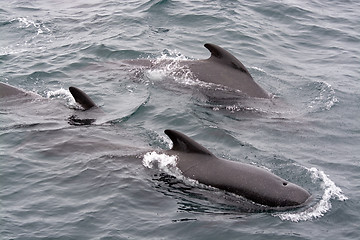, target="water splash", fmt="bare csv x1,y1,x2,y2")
146,50,195,84
46,88,77,108
145,51,227,90
142,151,199,185
275,167,347,222
142,151,183,178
